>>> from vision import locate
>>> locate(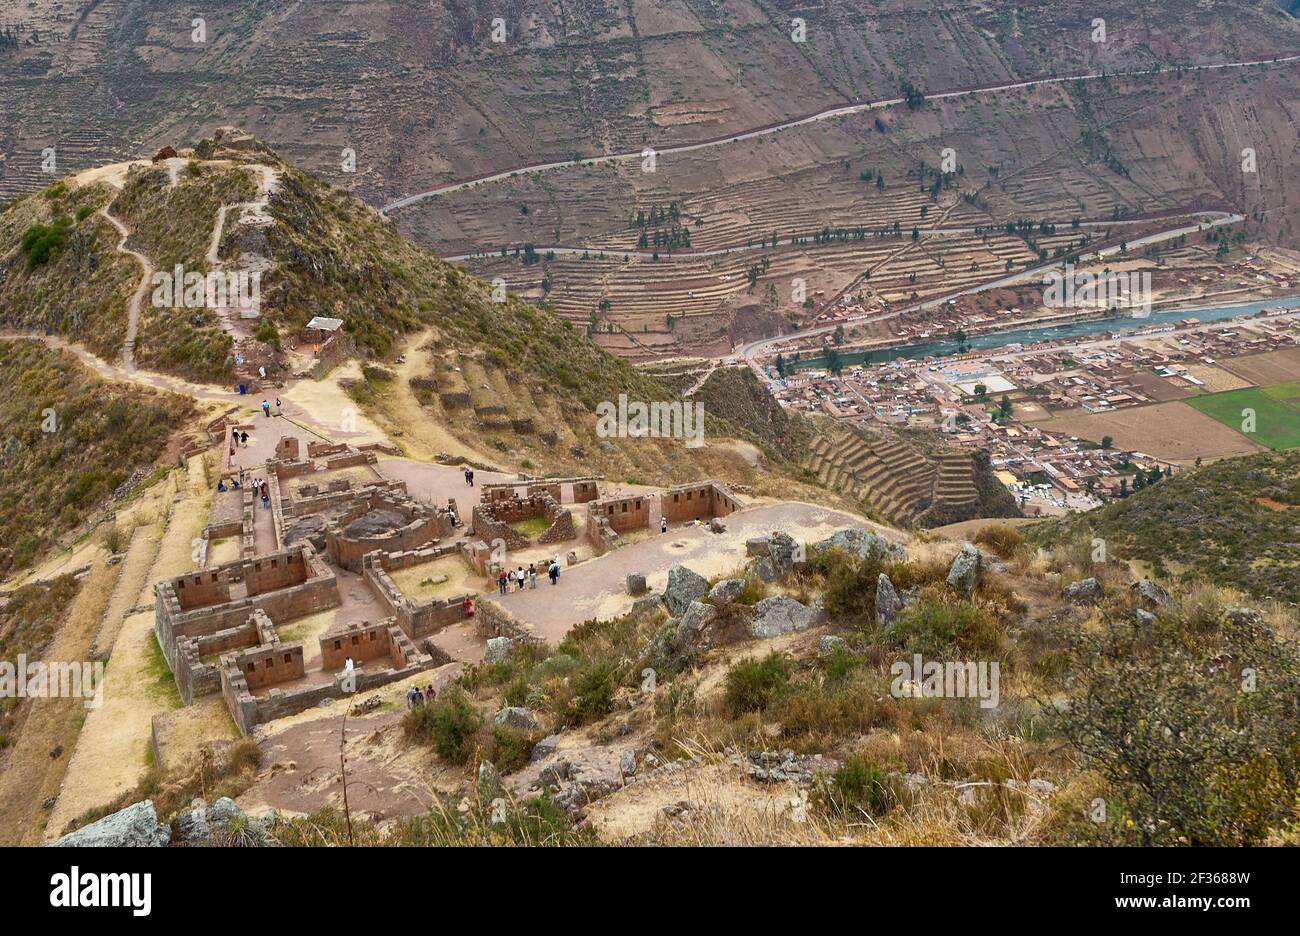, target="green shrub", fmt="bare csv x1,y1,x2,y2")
815,753,907,818
485,725,535,773
254,320,281,350
723,651,791,715
20,217,72,268
887,592,1004,658
569,659,620,723
403,687,482,763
